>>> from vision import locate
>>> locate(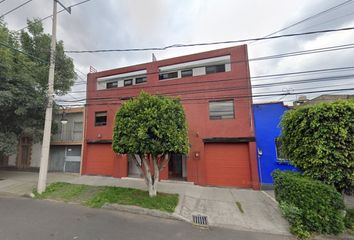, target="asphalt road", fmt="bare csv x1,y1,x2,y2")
0,195,292,240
